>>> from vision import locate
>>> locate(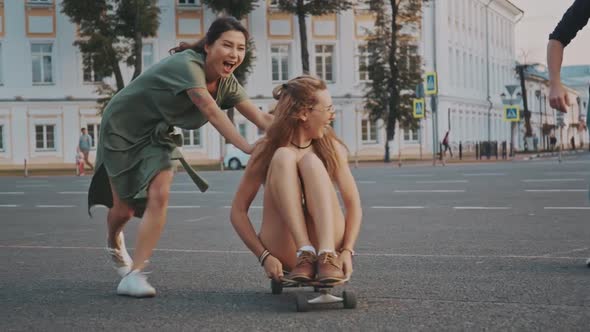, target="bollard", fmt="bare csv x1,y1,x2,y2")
24,159,28,177
459,141,463,160
475,142,479,160
495,141,498,160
